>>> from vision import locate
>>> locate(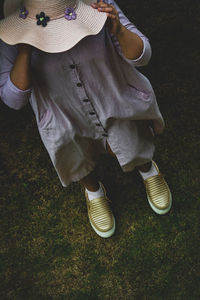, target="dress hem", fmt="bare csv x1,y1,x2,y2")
61,161,97,188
